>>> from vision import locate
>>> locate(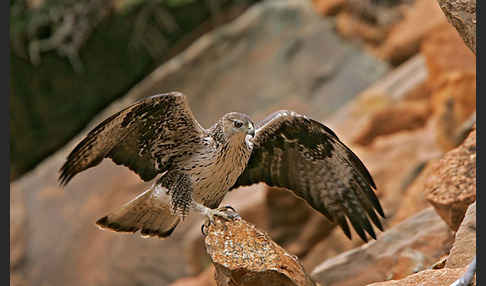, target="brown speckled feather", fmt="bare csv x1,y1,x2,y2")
231,110,385,242
59,92,206,185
